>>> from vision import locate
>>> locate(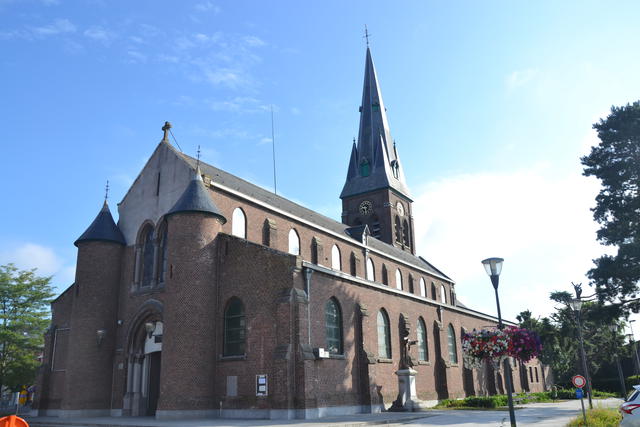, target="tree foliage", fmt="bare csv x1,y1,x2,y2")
517,303,629,385
0,264,54,393
581,101,640,313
